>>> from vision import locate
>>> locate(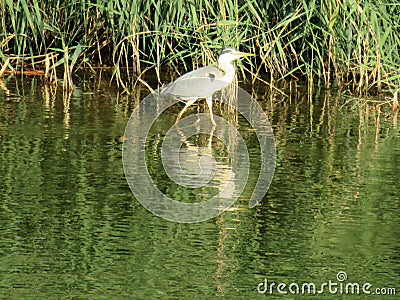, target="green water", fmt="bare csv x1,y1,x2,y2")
0,75,399,299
